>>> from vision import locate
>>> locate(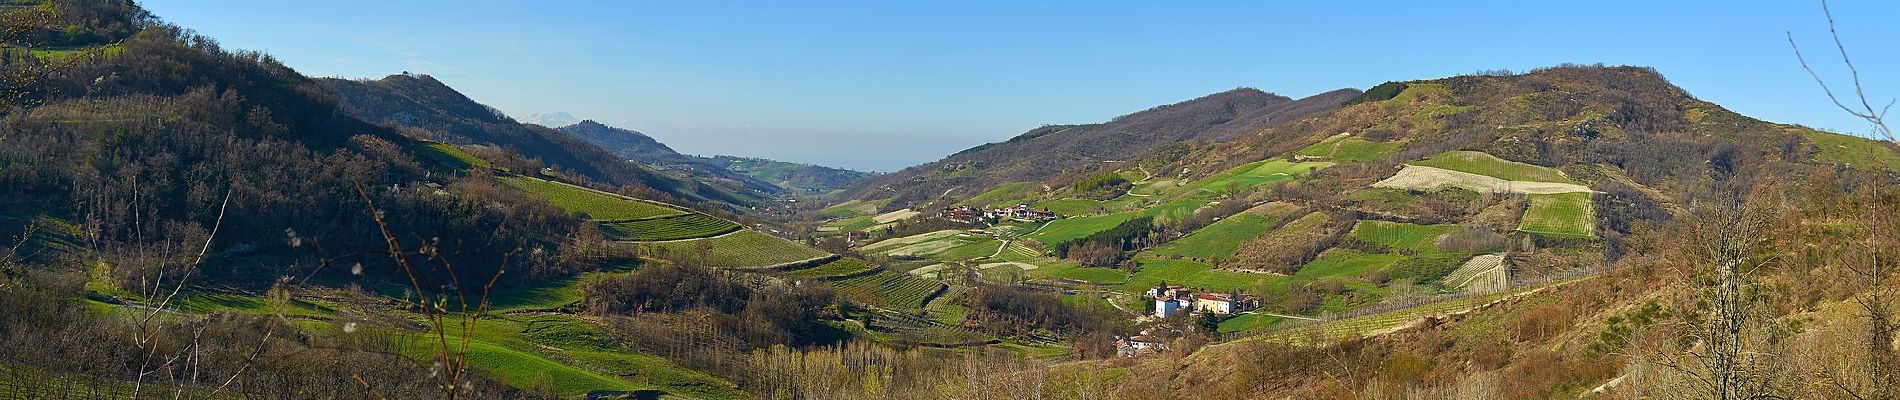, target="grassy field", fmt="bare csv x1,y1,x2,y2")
1292,135,1406,162
783,258,877,280
1027,212,1138,246
1410,151,1573,183
640,230,831,269
1117,259,1280,294
484,263,639,312
600,214,740,241
417,141,491,170
1295,248,1405,279
1218,313,1286,333
406,315,739,398
498,175,685,221
1053,267,1129,283
834,271,946,311
1803,129,1900,171
1348,220,1460,251
1152,213,1280,261
1519,192,1596,238
1193,160,1333,193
